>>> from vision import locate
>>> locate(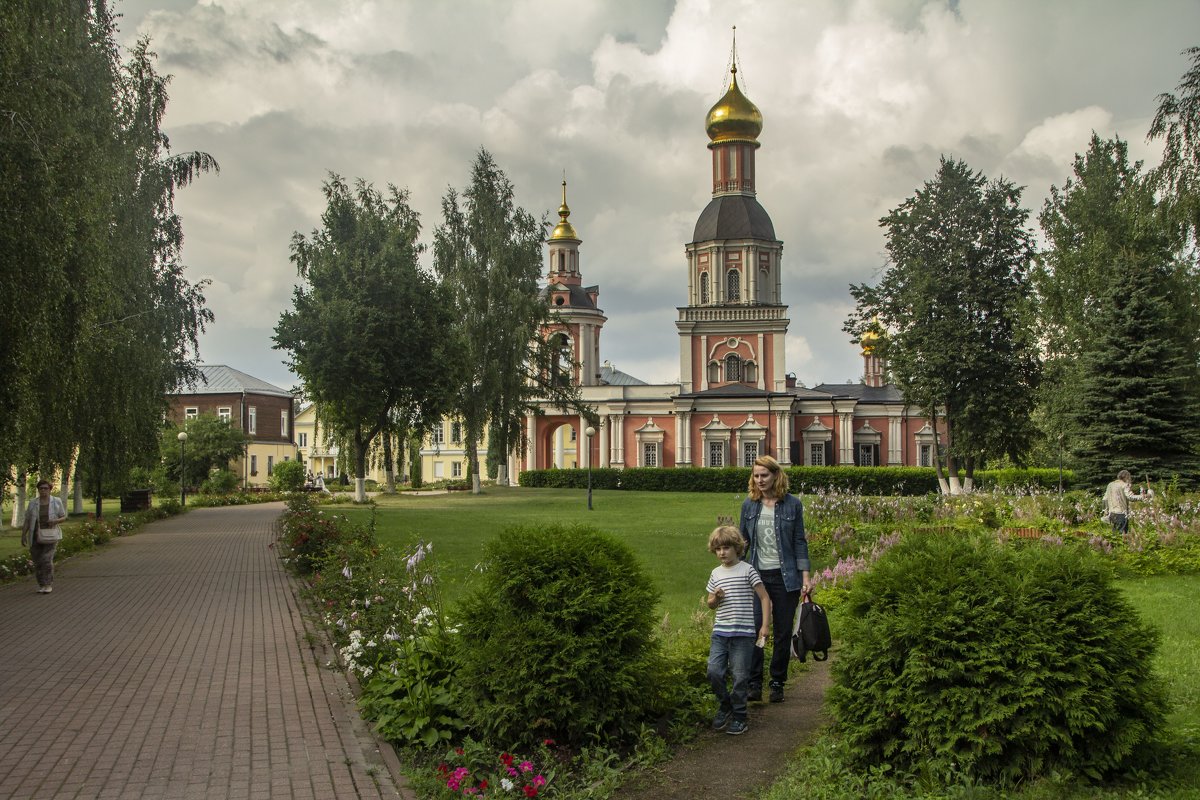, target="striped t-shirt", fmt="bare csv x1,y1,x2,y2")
707,560,763,637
